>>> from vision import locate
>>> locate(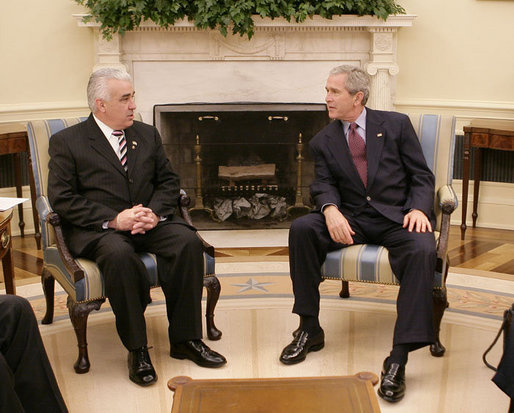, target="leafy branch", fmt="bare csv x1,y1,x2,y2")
75,0,406,39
